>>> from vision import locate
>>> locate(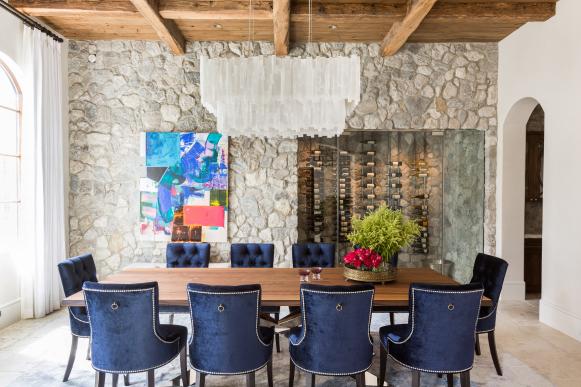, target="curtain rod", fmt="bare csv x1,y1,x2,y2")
0,1,63,43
